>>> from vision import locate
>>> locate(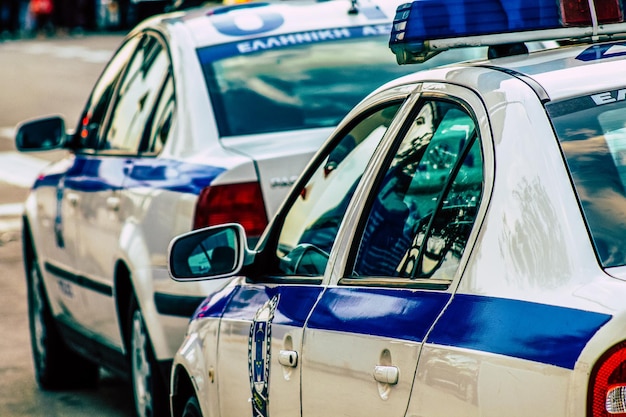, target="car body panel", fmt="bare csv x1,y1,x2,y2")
170,34,626,417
